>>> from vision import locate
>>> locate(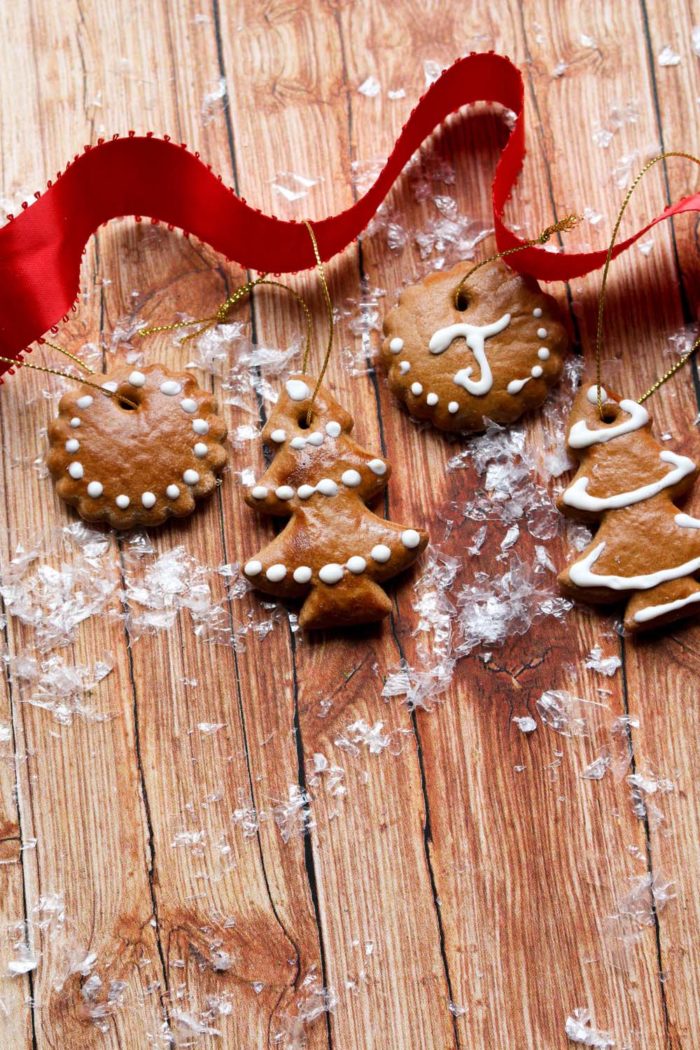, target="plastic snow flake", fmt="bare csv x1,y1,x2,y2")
273,968,338,1048
201,76,228,124
512,715,537,734
580,754,611,781
658,45,681,66
358,75,381,97
605,873,675,945
536,690,602,737
9,651,114,725
565,1007,615,1048
272,785,314,844
336,718,391,755
585,645,622,677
